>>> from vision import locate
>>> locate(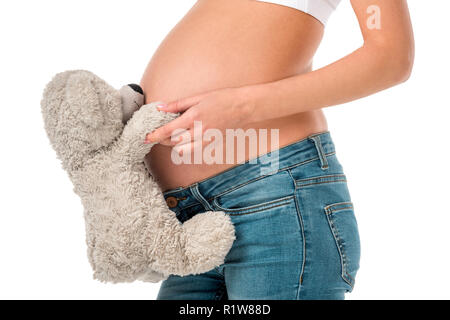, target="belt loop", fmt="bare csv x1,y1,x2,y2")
190,183,214,211
308,135,329,170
